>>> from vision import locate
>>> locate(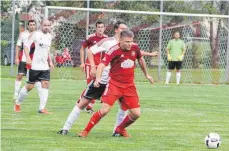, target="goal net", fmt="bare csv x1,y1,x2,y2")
45,7,229,84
